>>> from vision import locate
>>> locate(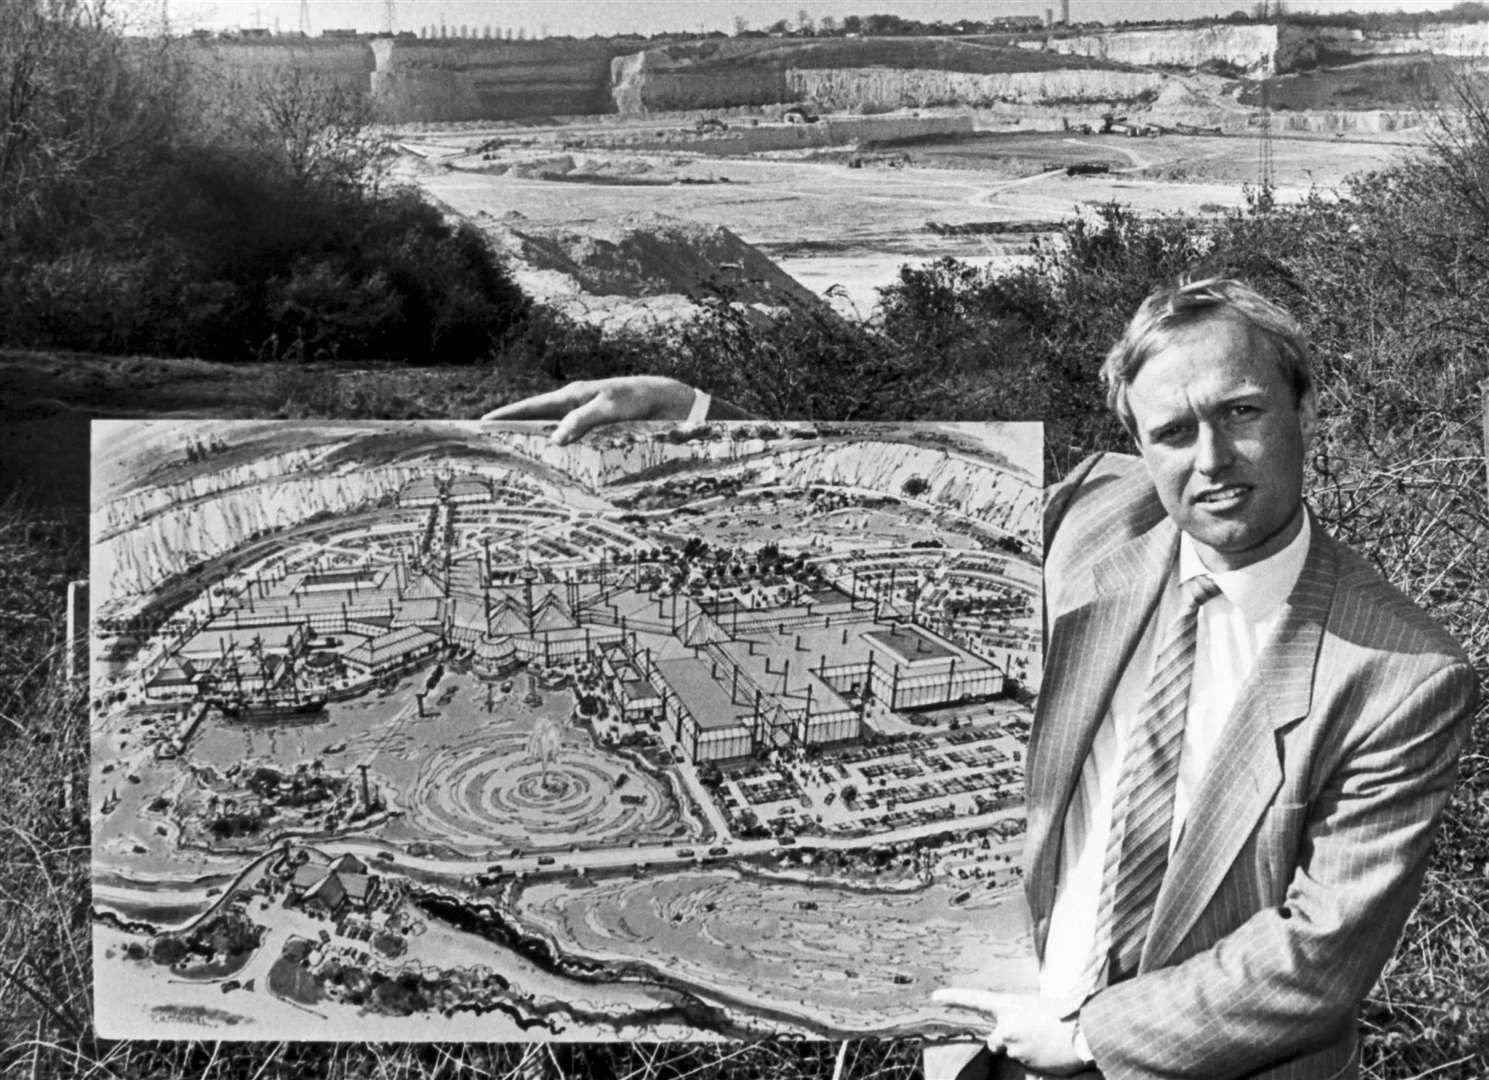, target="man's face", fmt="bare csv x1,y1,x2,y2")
1125,312,1316,572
